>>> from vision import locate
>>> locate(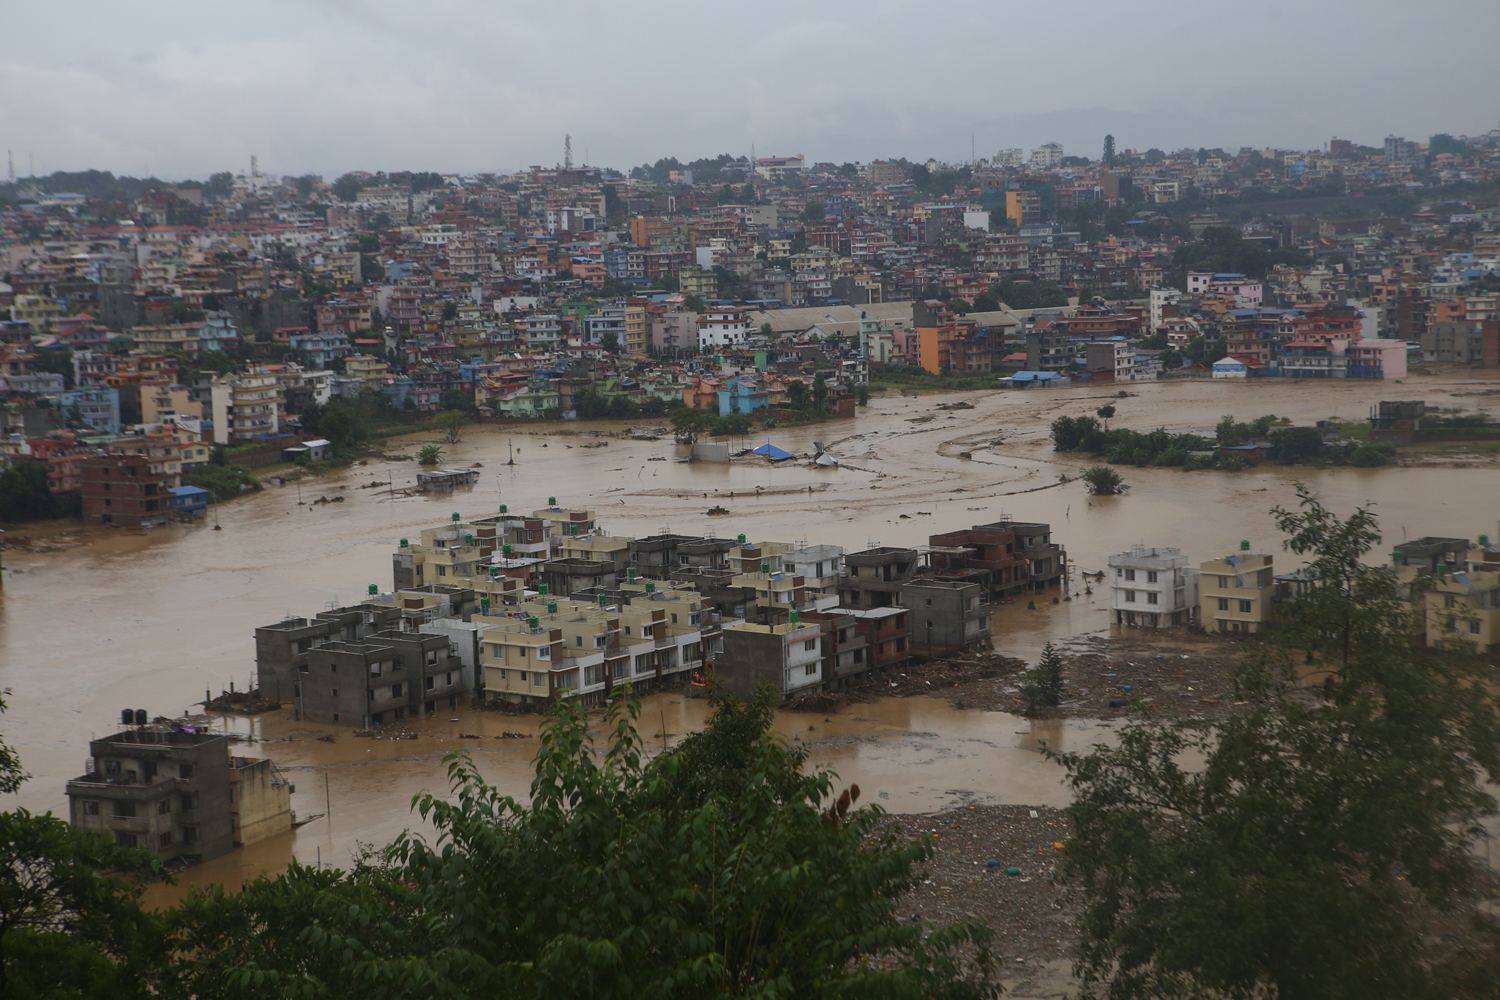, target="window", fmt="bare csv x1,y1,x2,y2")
534,672,546,687
1445,595,1458,609
1472,620,1483,635
181,825,198,844
426,650,438,666
1147,592,1159,605
158,799,172,815
515,671,527,685
104,760,120,776
333,713,339,722
114,831,138,848
331,688,338,697
113,802,136,818
805,663,818,676
1217,597,1229,611
425,676,434,690
445,672,452,685
391,683,403,698
179,763,193,779
1218,576,1228,588
370,662,382,676
926,621,933,629
924,598,932,607
82,800,99,816
1124,590,1136,603
1124,569,1136,581
1146,571,1158,584
298,638,313,653
853,649,864,663
1239,600,1253,614
576,635,583,647
670,613,678,624
180,793,198,811
804,639,817,651
159,831,174,848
